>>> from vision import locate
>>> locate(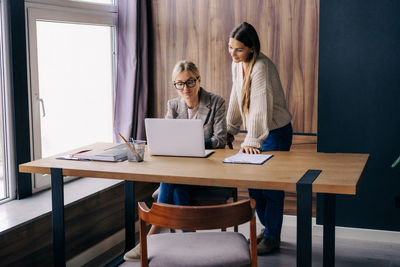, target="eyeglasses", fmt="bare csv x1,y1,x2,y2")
173,77,199,90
